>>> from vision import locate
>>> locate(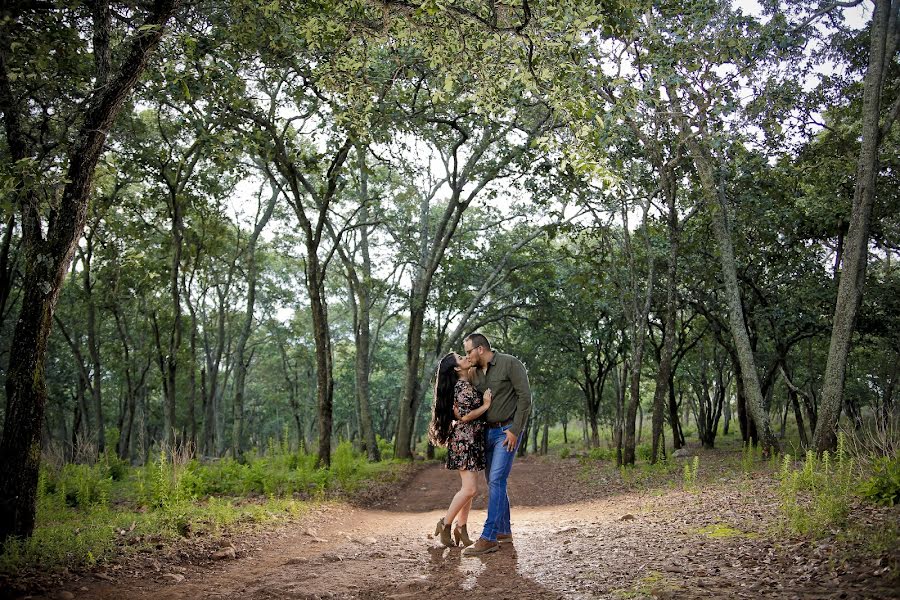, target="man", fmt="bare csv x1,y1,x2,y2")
461,332,532,556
